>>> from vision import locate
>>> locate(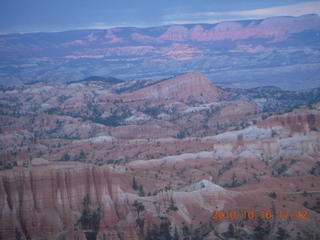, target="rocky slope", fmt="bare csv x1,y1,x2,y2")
1,72,320,166
0,108,319,240
123,72,227,102
0,73,320,239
